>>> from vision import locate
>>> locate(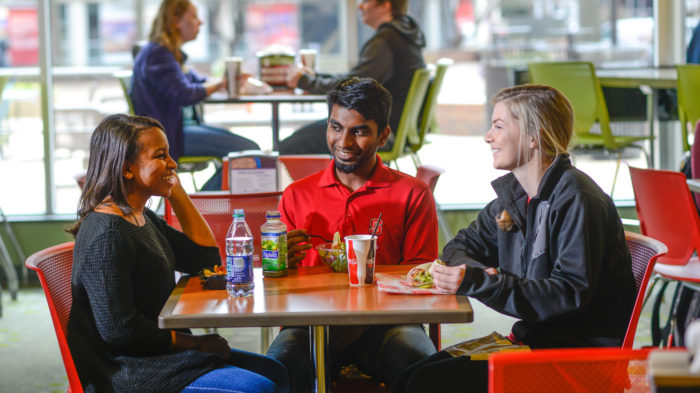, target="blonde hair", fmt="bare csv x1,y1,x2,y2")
495,209,514,231
148,0,192,64
492,84,573,171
